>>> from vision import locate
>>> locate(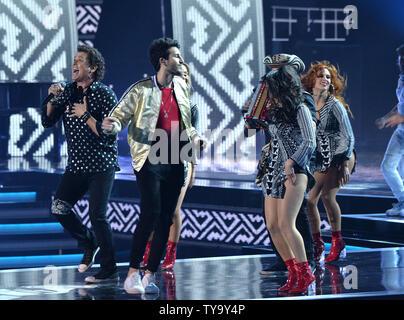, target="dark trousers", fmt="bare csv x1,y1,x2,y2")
129,160,184,272
53,168,117,272
265,197,314,263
